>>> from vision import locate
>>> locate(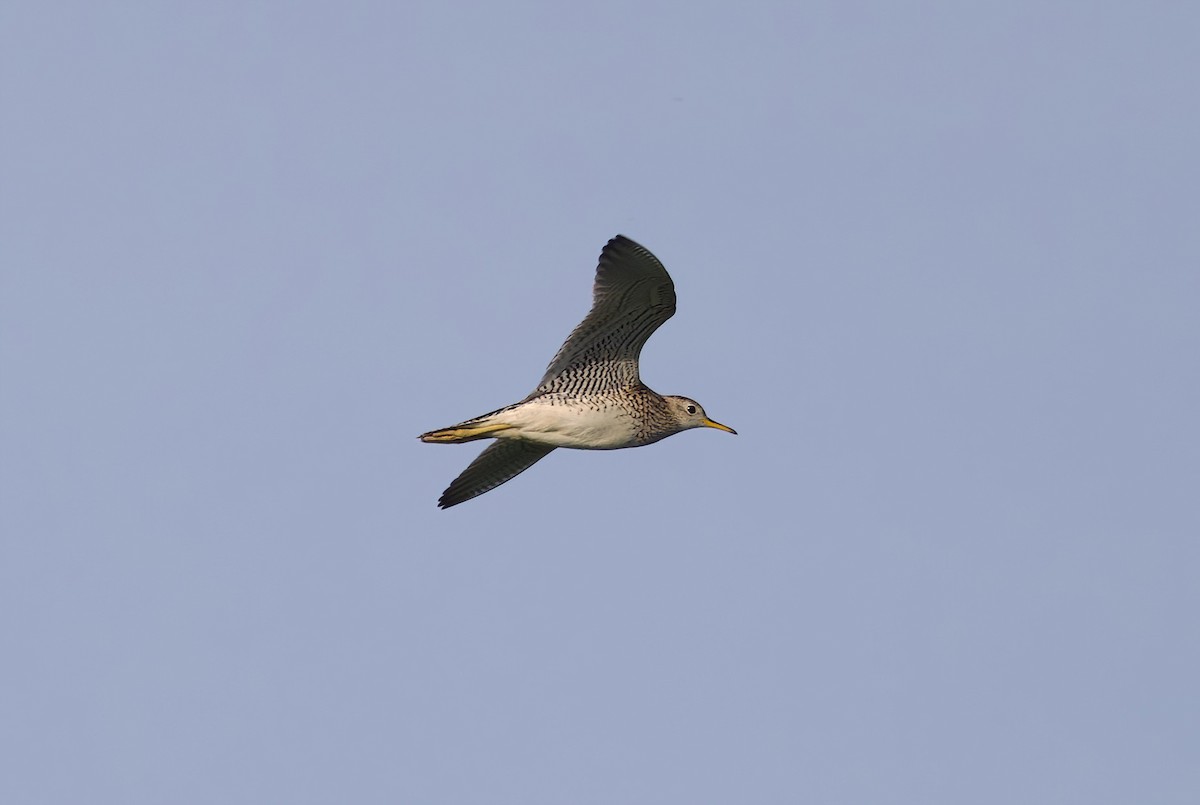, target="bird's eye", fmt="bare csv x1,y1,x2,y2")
686,404,697,415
